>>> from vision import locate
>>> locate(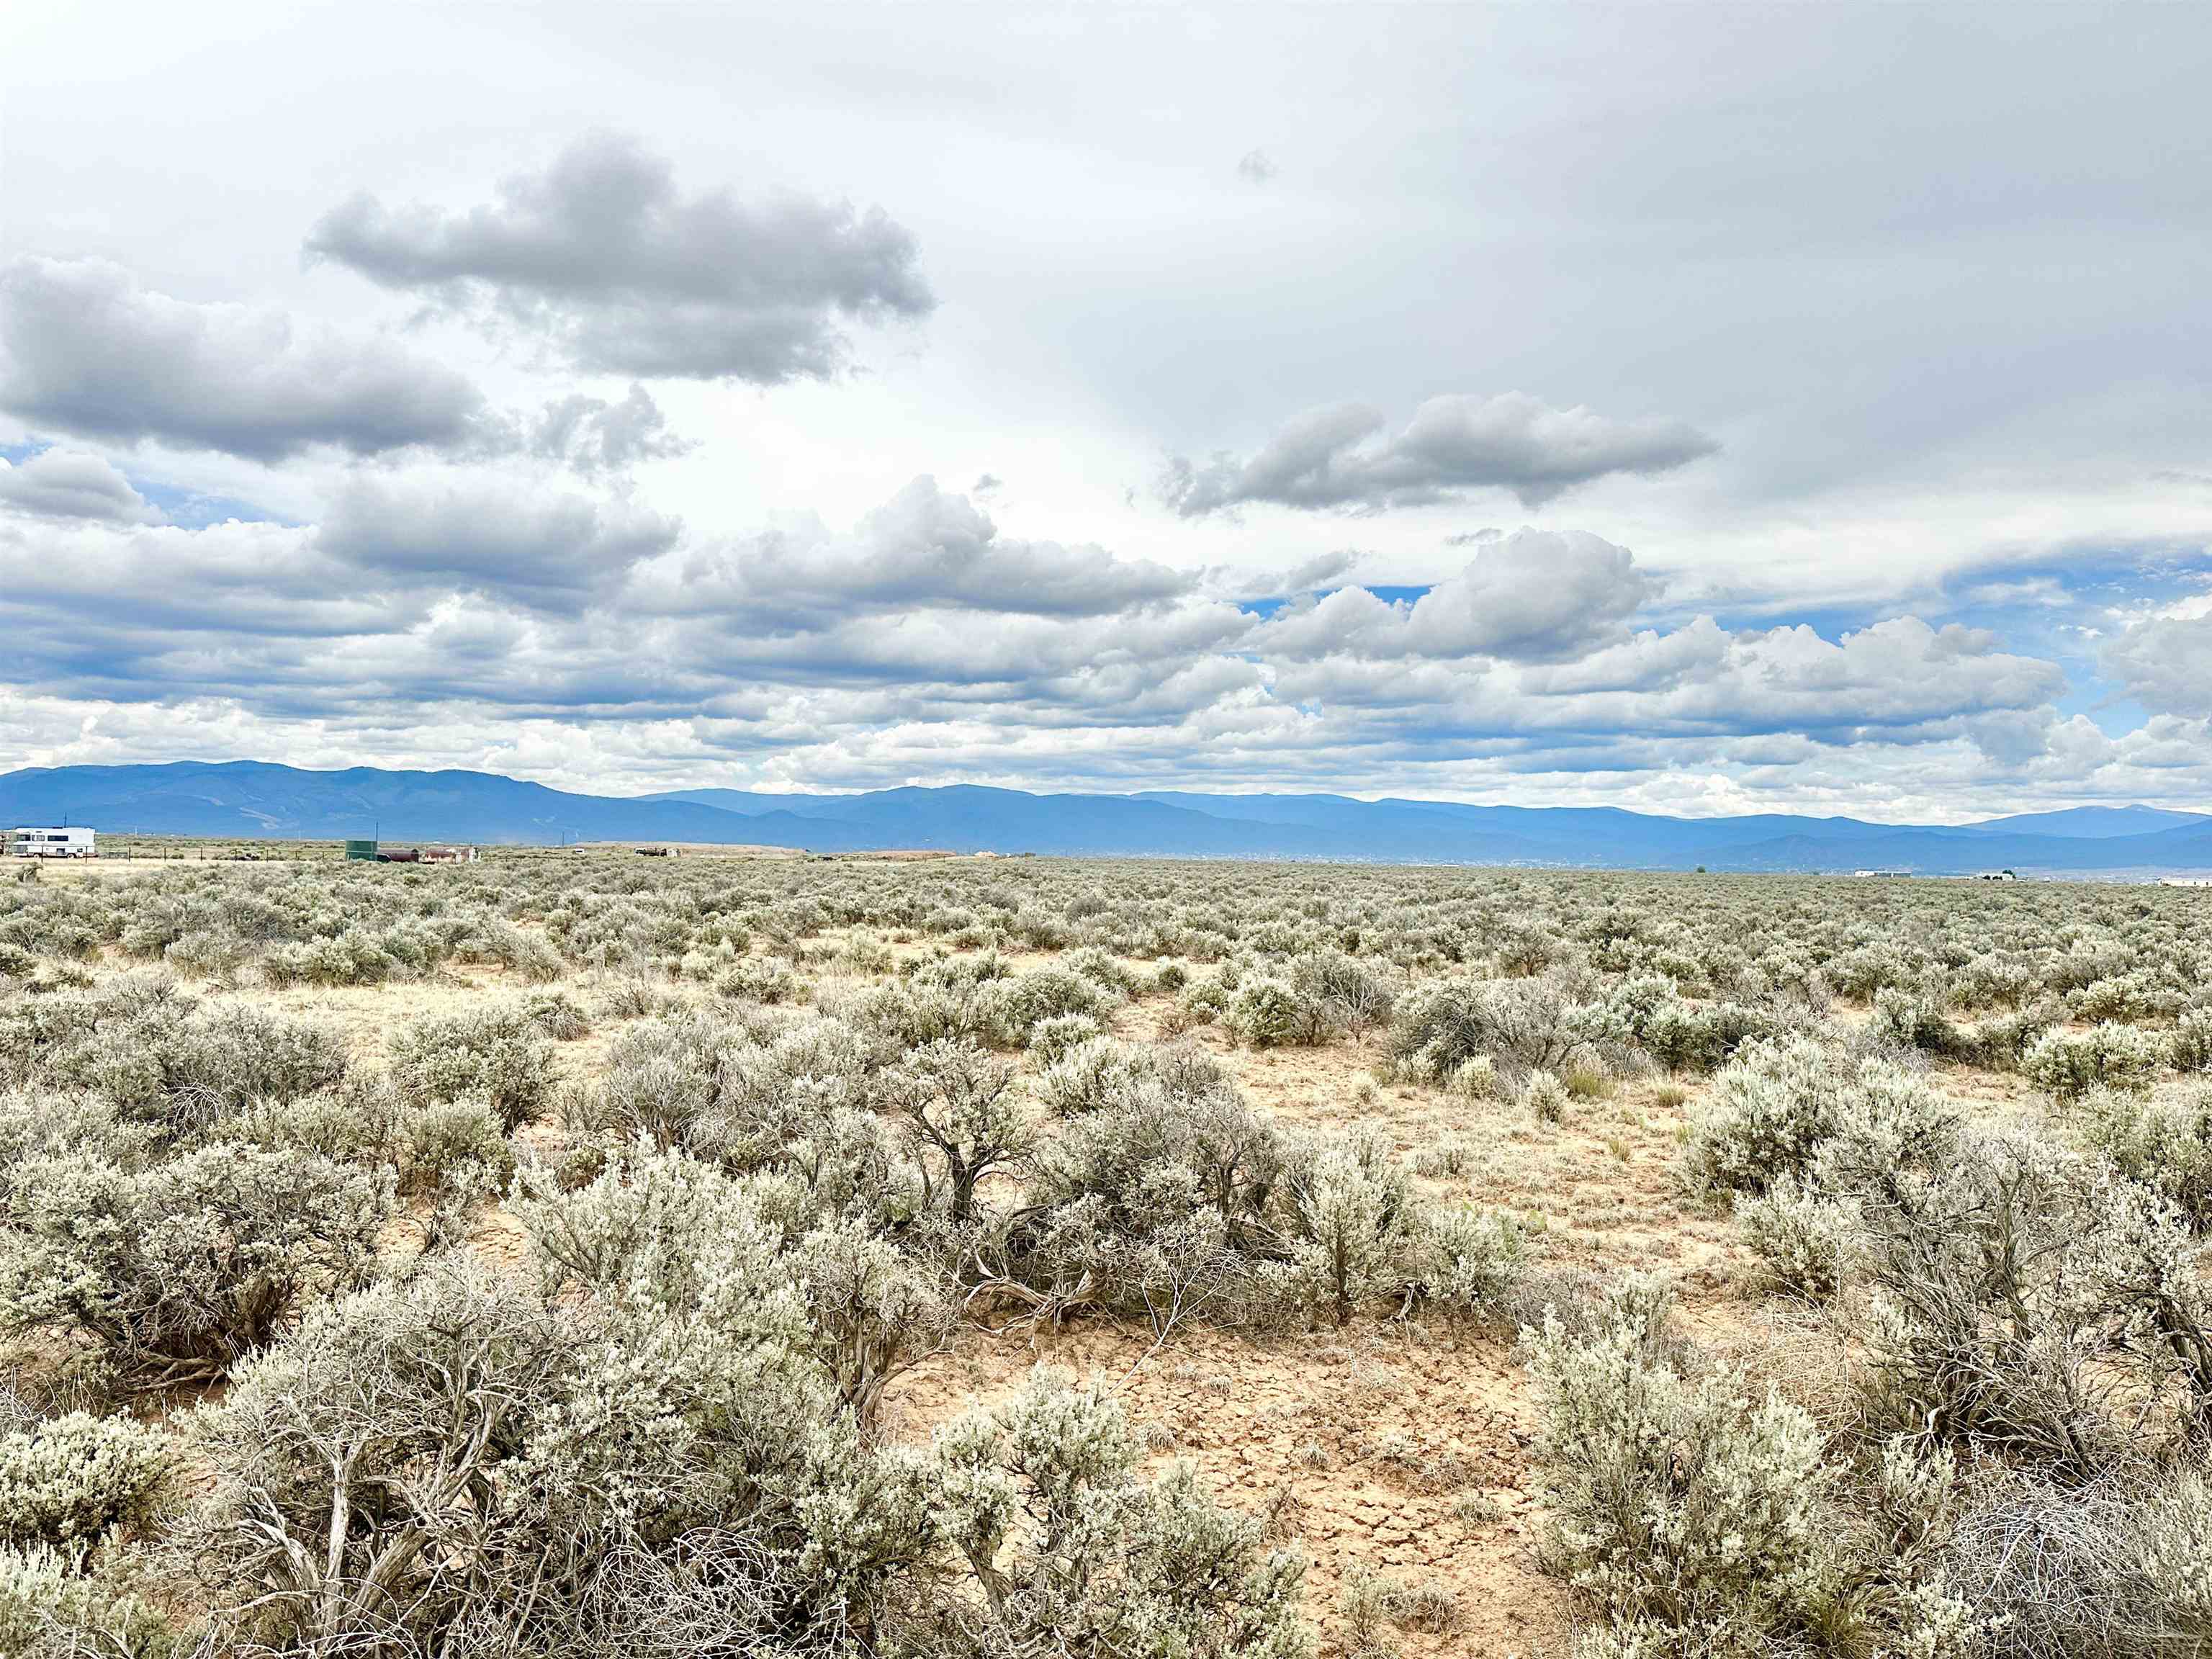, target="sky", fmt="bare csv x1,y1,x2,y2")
3,1,2211,820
